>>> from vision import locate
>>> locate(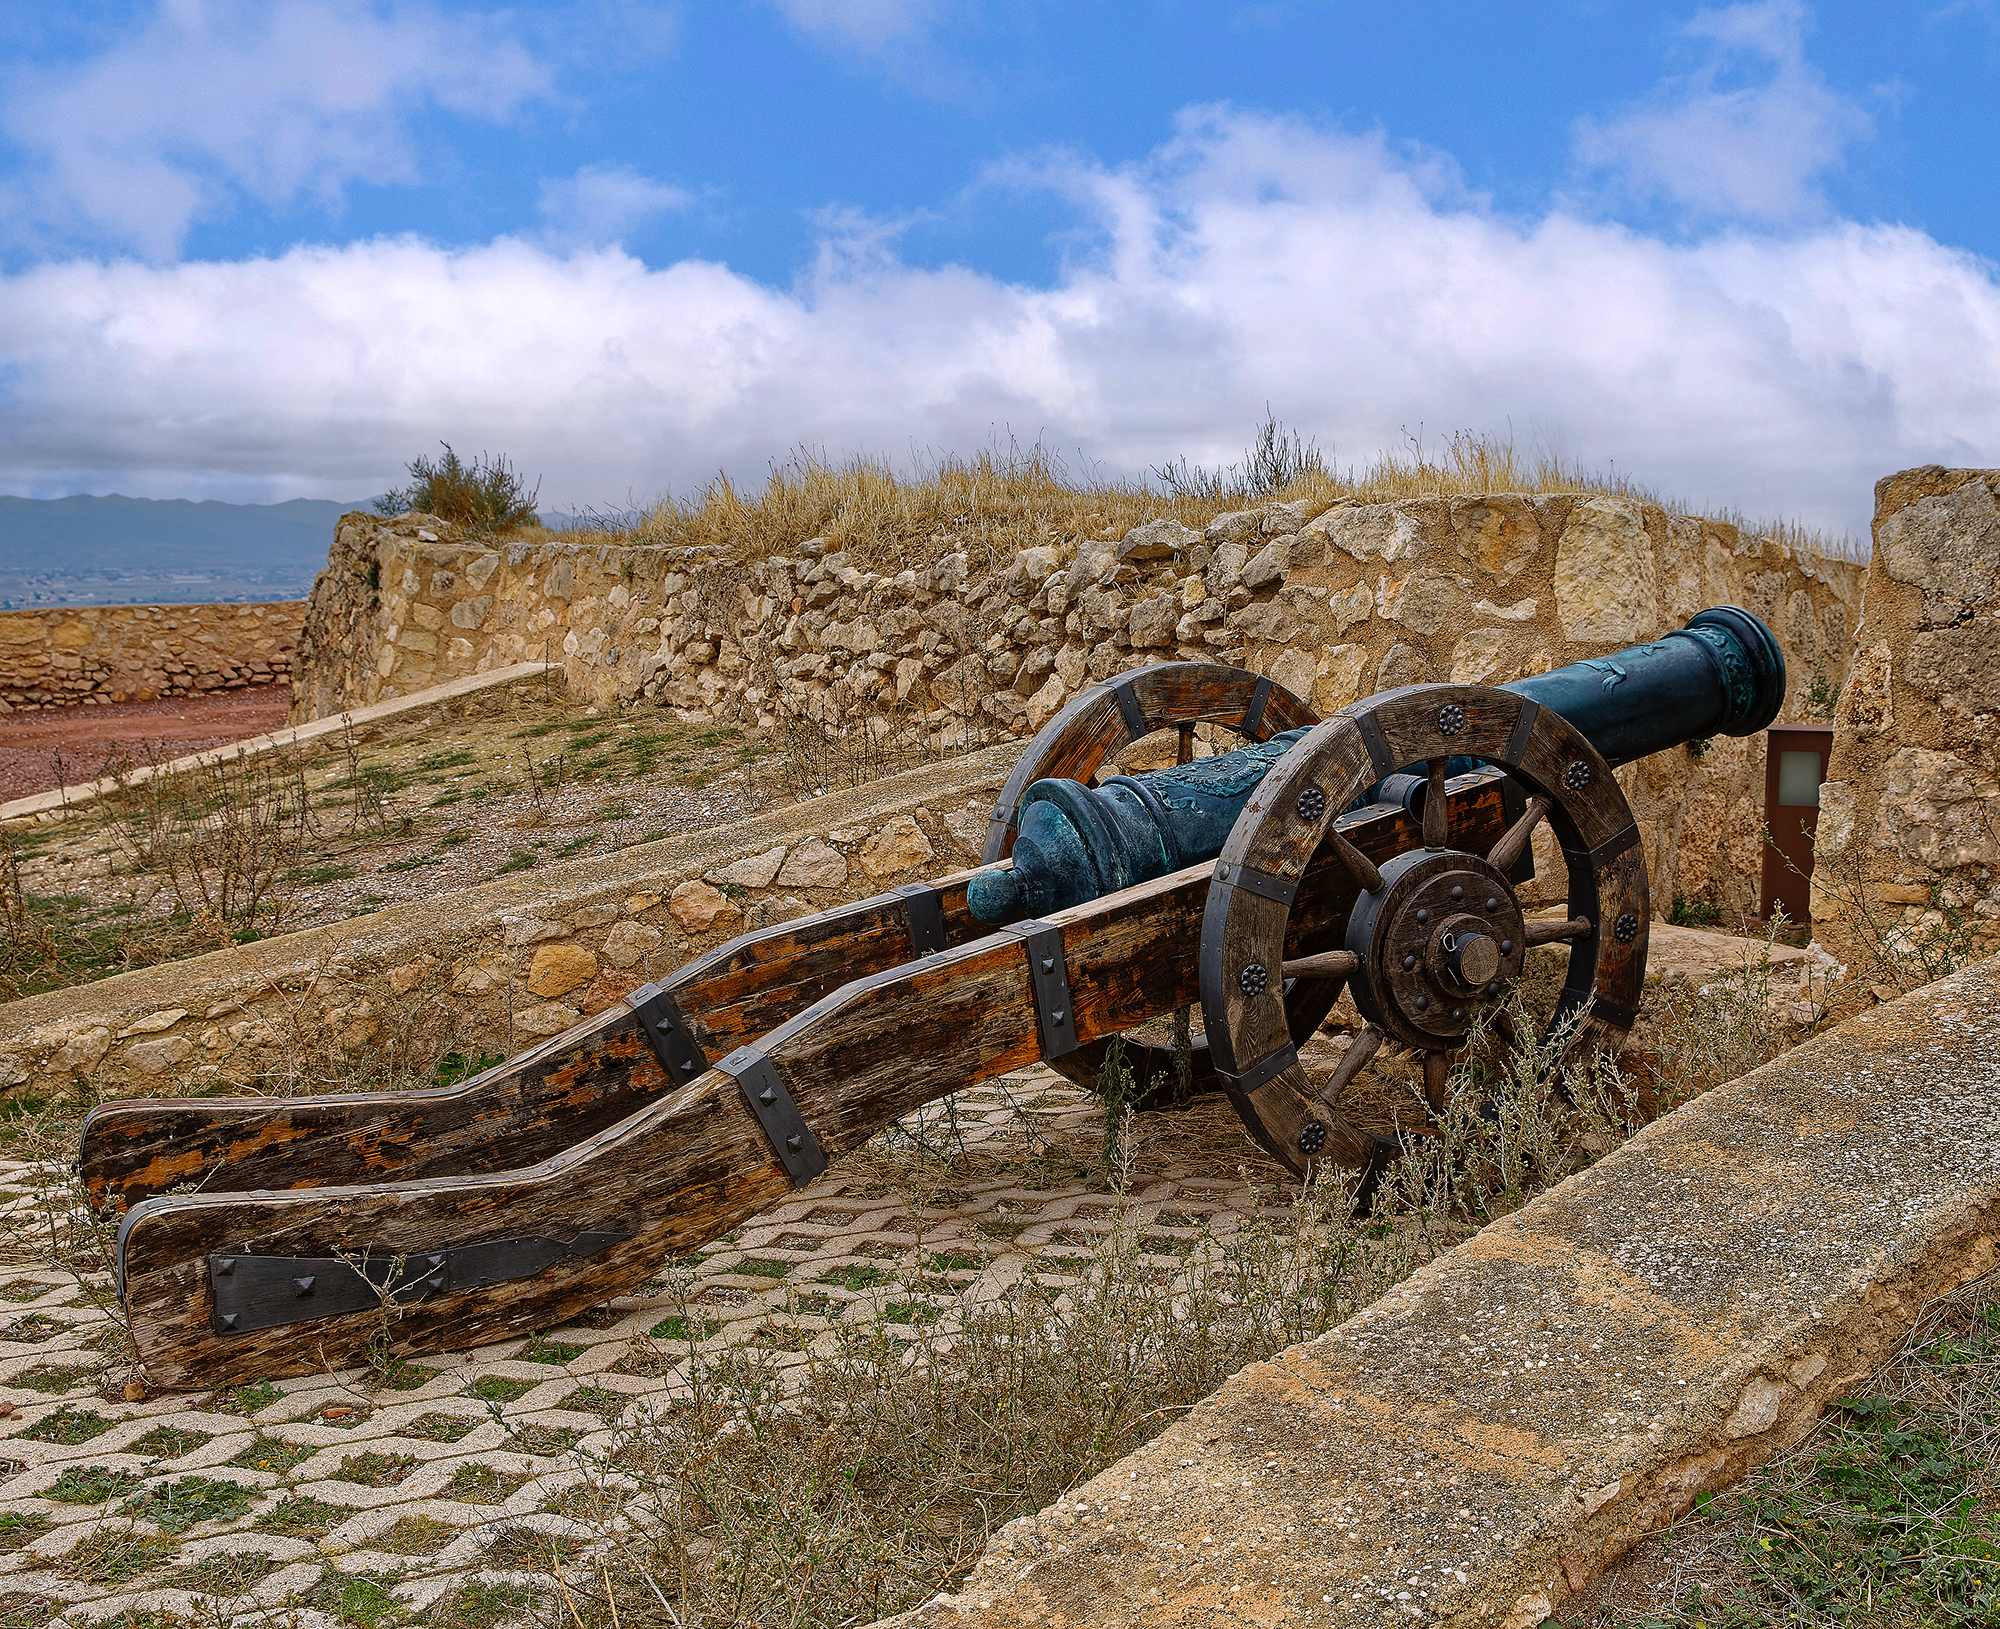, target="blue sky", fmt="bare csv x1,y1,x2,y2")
1,0,1996,536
